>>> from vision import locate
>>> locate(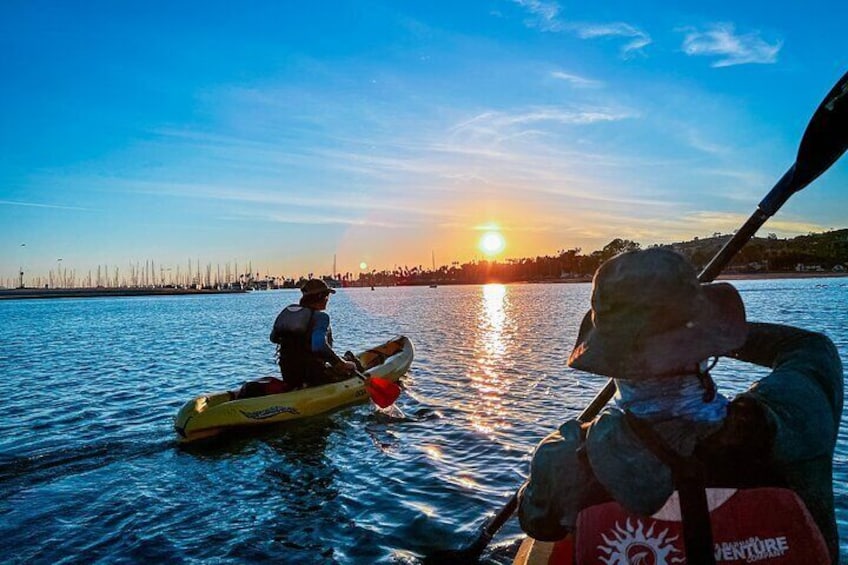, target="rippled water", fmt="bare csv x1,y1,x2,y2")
1,279,846,564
